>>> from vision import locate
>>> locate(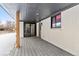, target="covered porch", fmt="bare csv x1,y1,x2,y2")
0,3,78,56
